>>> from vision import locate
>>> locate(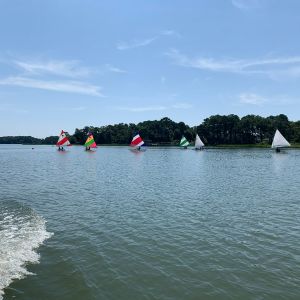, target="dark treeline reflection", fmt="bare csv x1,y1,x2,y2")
1,114,300,146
